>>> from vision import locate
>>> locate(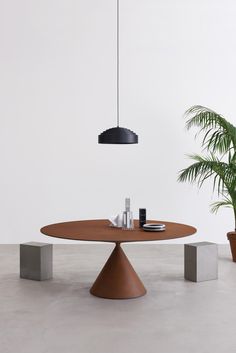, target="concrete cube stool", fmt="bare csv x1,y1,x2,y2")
184,242,218,282
20,242,53,281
